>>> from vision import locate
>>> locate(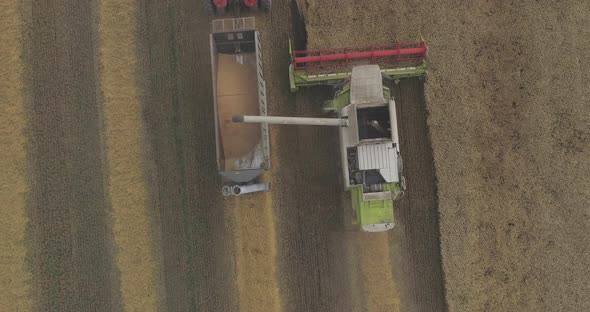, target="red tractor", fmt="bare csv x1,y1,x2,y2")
204,0,271,16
